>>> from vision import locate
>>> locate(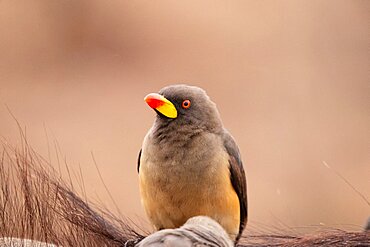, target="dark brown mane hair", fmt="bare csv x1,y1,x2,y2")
0,132,145,247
